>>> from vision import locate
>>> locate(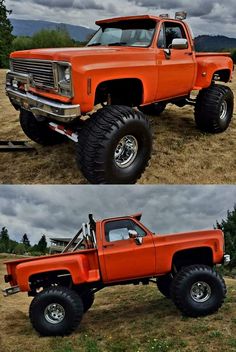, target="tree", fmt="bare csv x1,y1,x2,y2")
0,0,14,68
21,233,30,248
12,36,33,51
37,235,47,254
32,28,74,49
0,226,10,252
216,205,236,271
231,49,236,64
14,243,26,255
